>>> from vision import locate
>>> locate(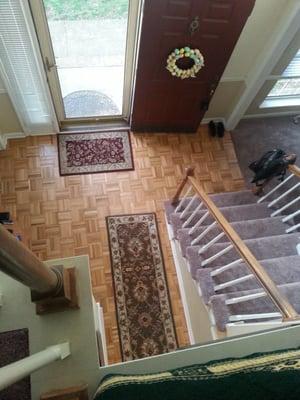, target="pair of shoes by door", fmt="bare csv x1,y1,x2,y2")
208,120,225,138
